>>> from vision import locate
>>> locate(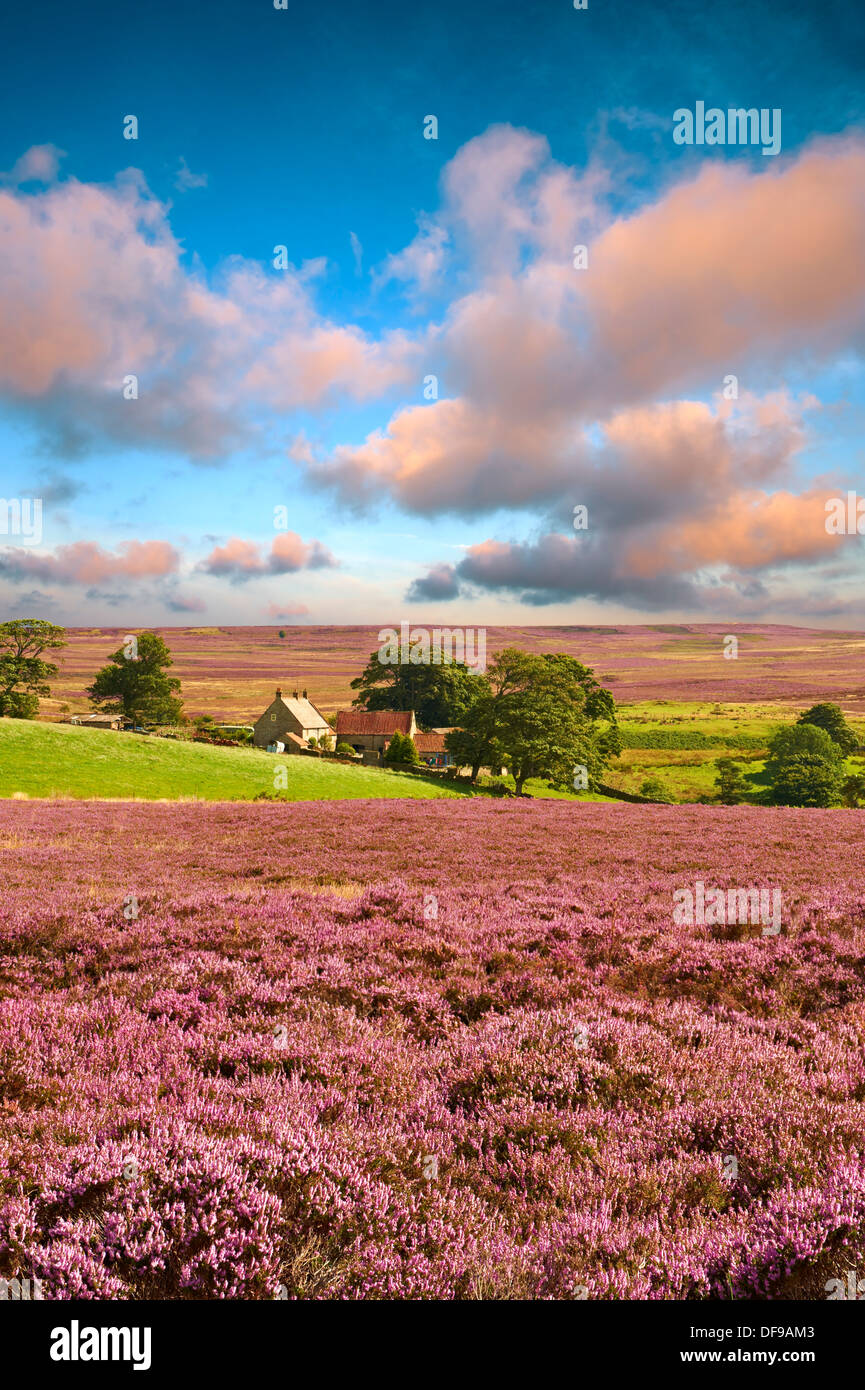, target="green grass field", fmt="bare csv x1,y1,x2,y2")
3,698,863,804
604,700,865,801
0,720,467,802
